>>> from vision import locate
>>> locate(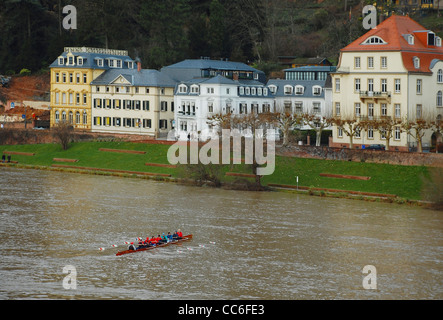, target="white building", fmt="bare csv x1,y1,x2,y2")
174,75,274,140
90,67,176,137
